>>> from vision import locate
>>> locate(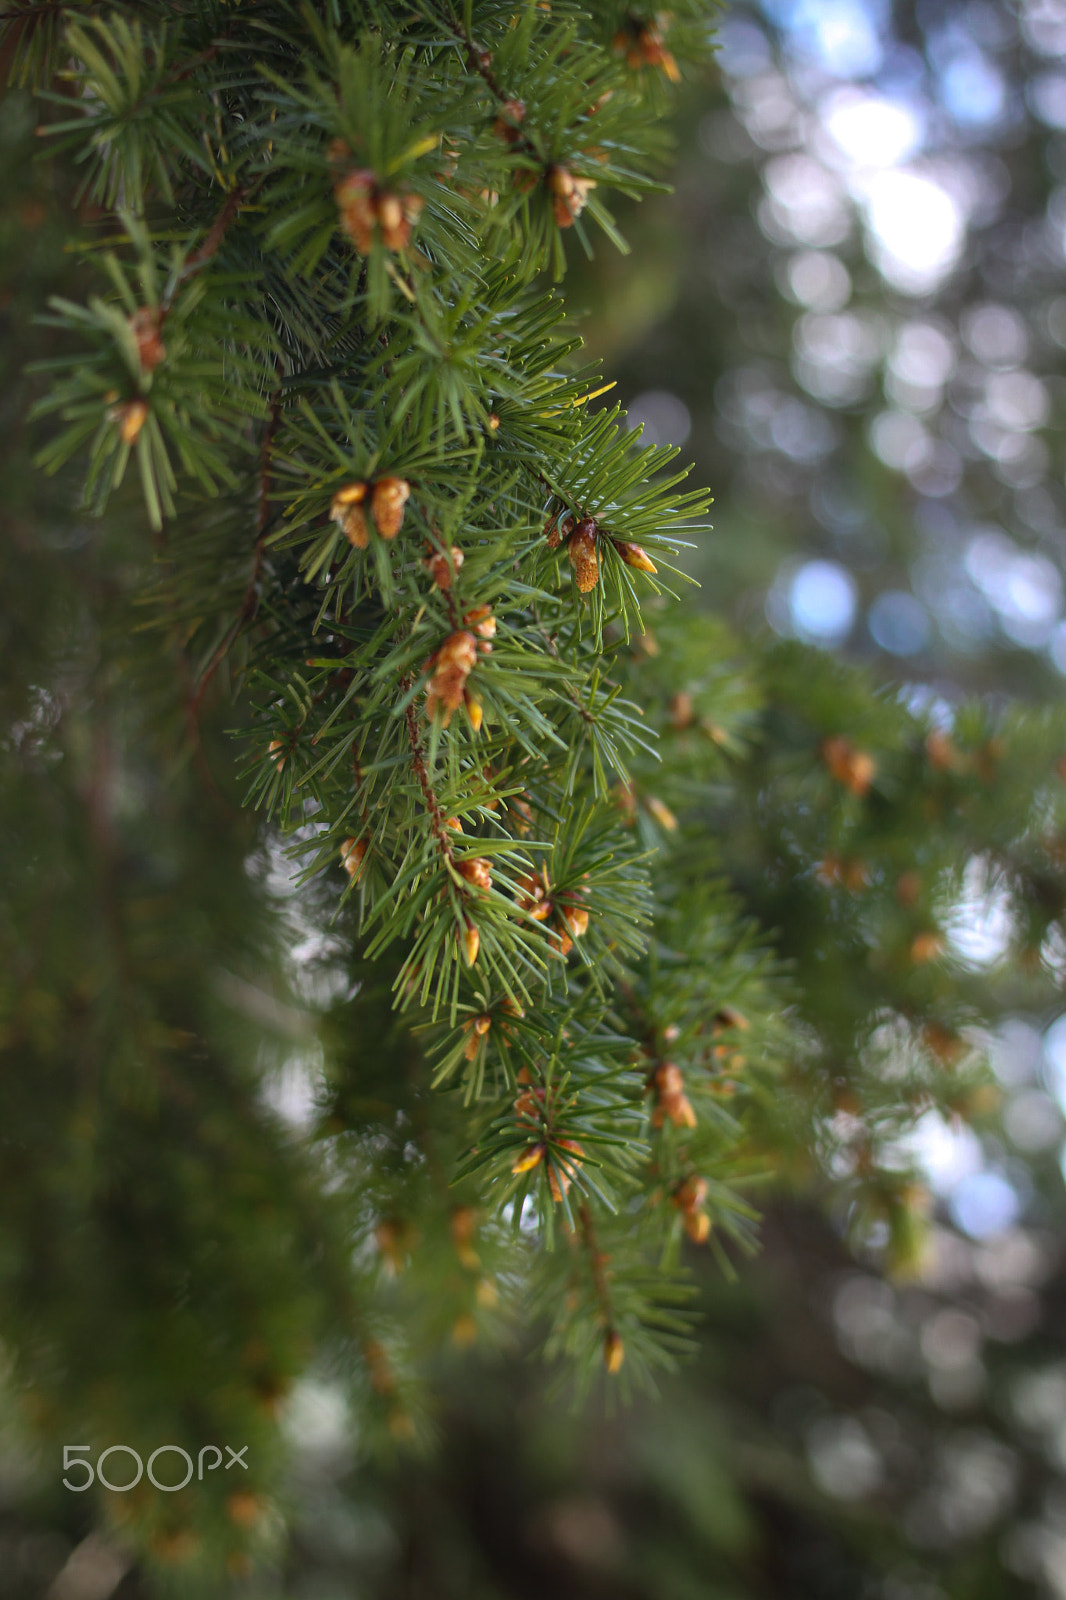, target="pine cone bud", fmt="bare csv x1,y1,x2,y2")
226,1492,264,1529
926,730,963,771
547,1139,584,1201
130,307,166,373
646,796,677,832
550,168,596,227
111,398,149,444
669,692,694,729
461,924,480,966
457,857,492,892
370,476,410,539
675,1175,708,1215
560,903,589,939
465,691,484,733
425,545,464,588
684,1210,711,1243
334,169,377,253
545,511,574,550
426,630,478,721
909,930,944,964
512,1143,545,1174
603,1329,625,1374
821,736,876,797
567,517,600,592
340,837,367,879
493,99,526,143
613,539,657,574
464,605,496,640
330,481,371,548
